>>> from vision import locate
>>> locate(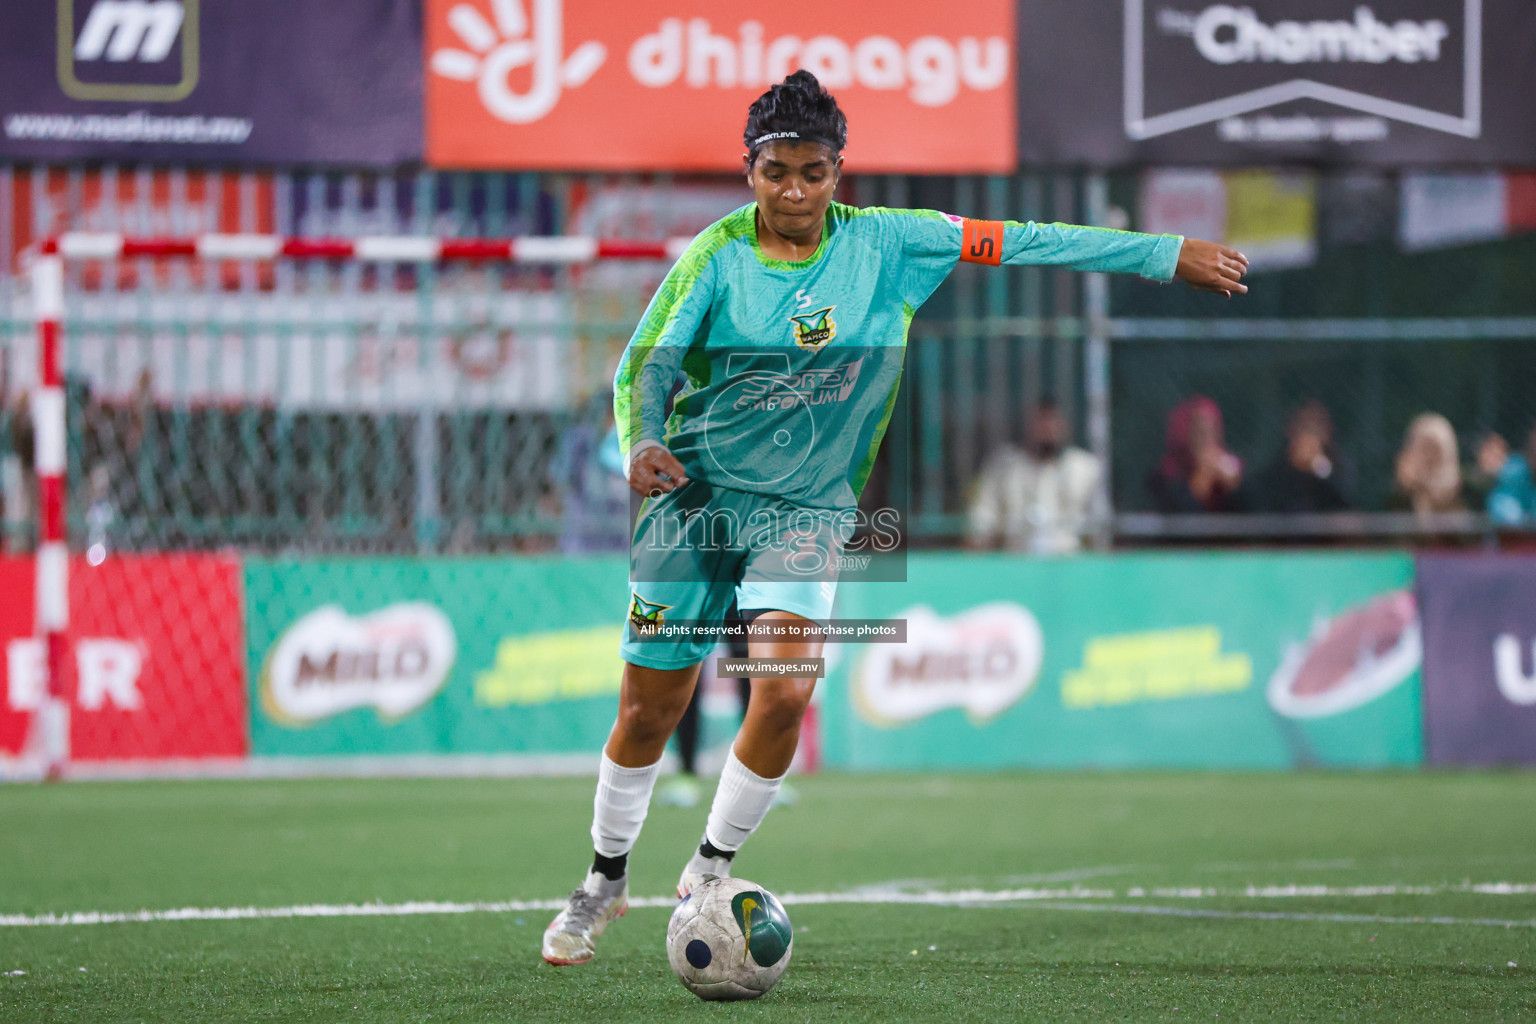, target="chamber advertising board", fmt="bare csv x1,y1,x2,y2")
0,0,422,164
1418,554,1536,766
1016,0,1536,165
825,552,1422,770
